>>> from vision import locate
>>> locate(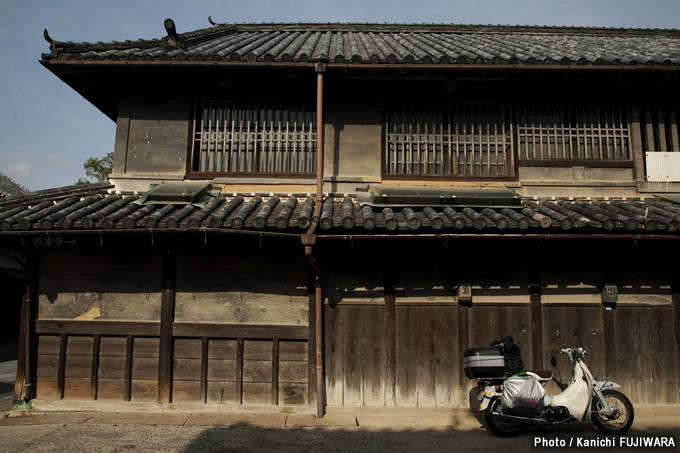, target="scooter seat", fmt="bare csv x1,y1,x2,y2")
527,370,553,381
